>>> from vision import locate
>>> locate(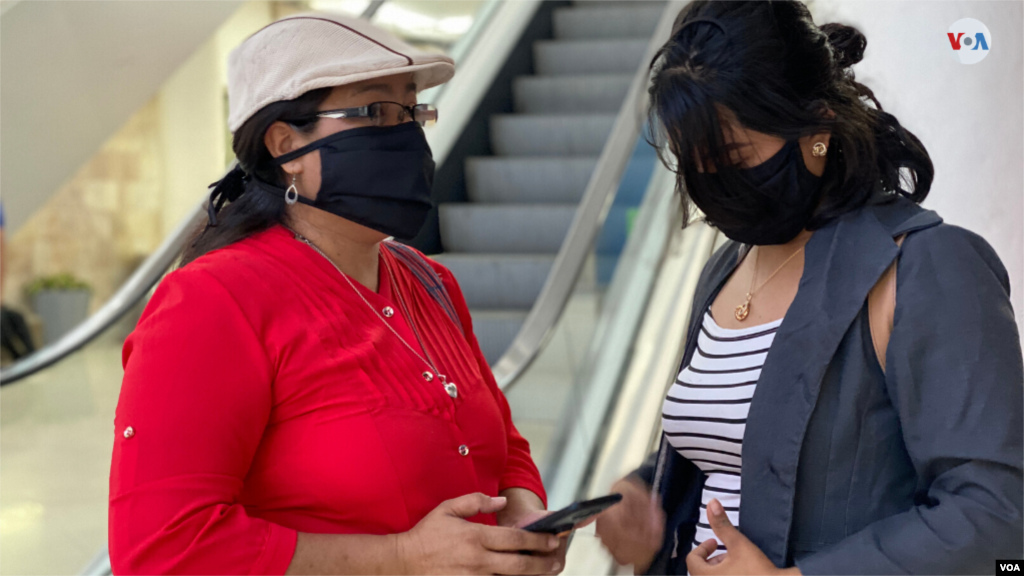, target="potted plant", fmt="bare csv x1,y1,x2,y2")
26,273,92,345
